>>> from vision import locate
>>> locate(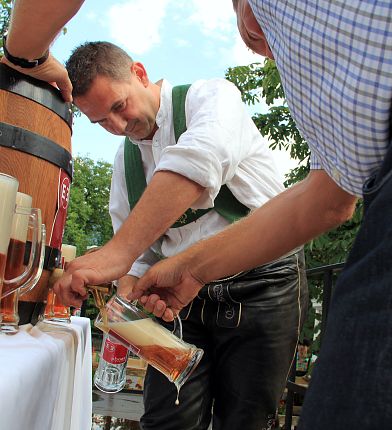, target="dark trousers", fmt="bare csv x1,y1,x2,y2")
299,144,392,429
140,250,308,430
